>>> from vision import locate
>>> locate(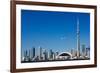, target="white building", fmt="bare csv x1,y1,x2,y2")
57,52,72,60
